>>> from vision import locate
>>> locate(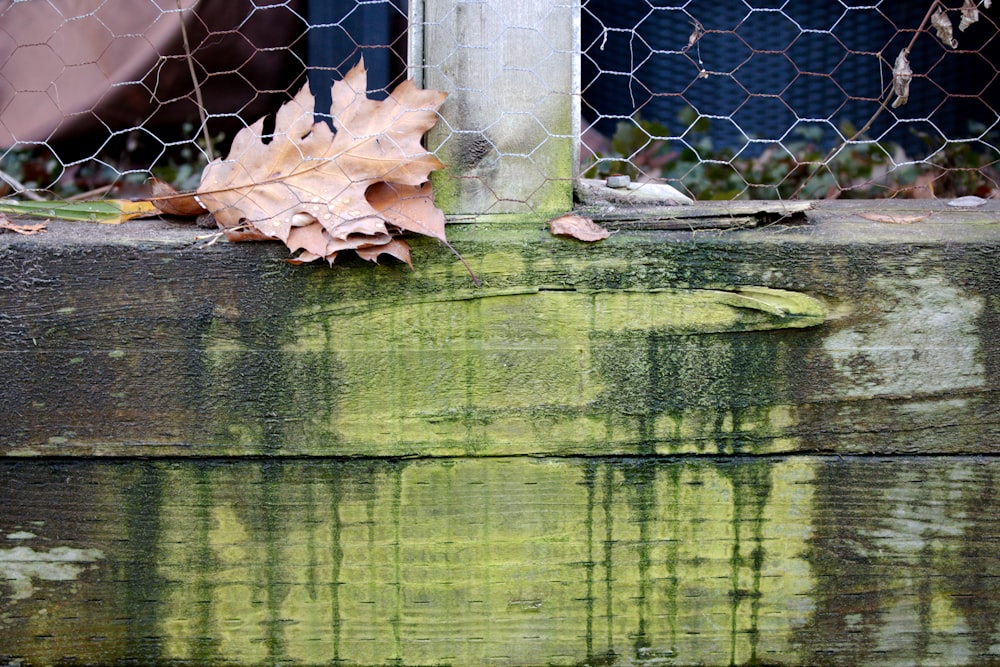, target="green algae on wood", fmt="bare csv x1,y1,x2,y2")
3,456,1000,666
307,285,826,340
1,202,999,457
276,285,824,455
